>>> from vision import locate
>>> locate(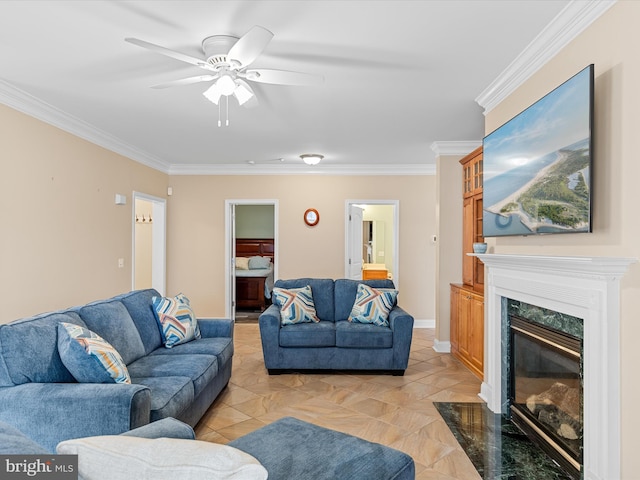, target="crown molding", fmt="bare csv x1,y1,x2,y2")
168,162,436,176
475,0,617,114
0,79,171,173
430,141,481,157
